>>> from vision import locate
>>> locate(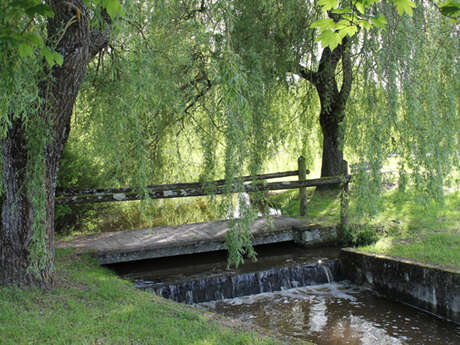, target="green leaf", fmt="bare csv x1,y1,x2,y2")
310,18,335,29
54,51,64,66
22,32,43,46
318,0,338,12
316,30,341,50
330,8,353,14
18,43,33,58
102,0,125,19
11,0,40,10
343,14,359,22
334,20,352,30
356,2,365,14
358,19,372,30
392,0,416,16
41,46,63,67
339,25,359,37
372,14,388,29
439,0,460,20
